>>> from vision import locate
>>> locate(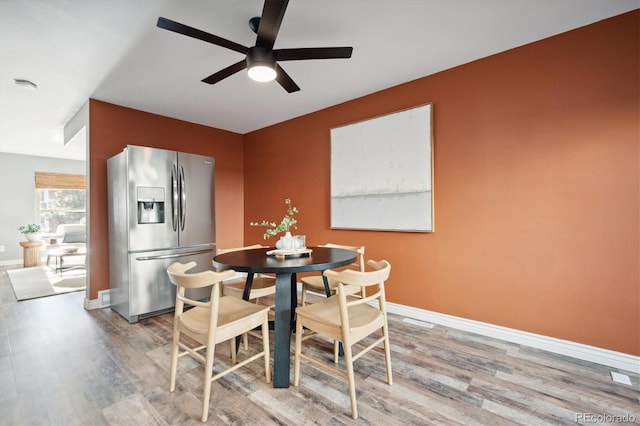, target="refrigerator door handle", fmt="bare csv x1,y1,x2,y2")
171,165,179,231
135,249,213,261
179,165,187,231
